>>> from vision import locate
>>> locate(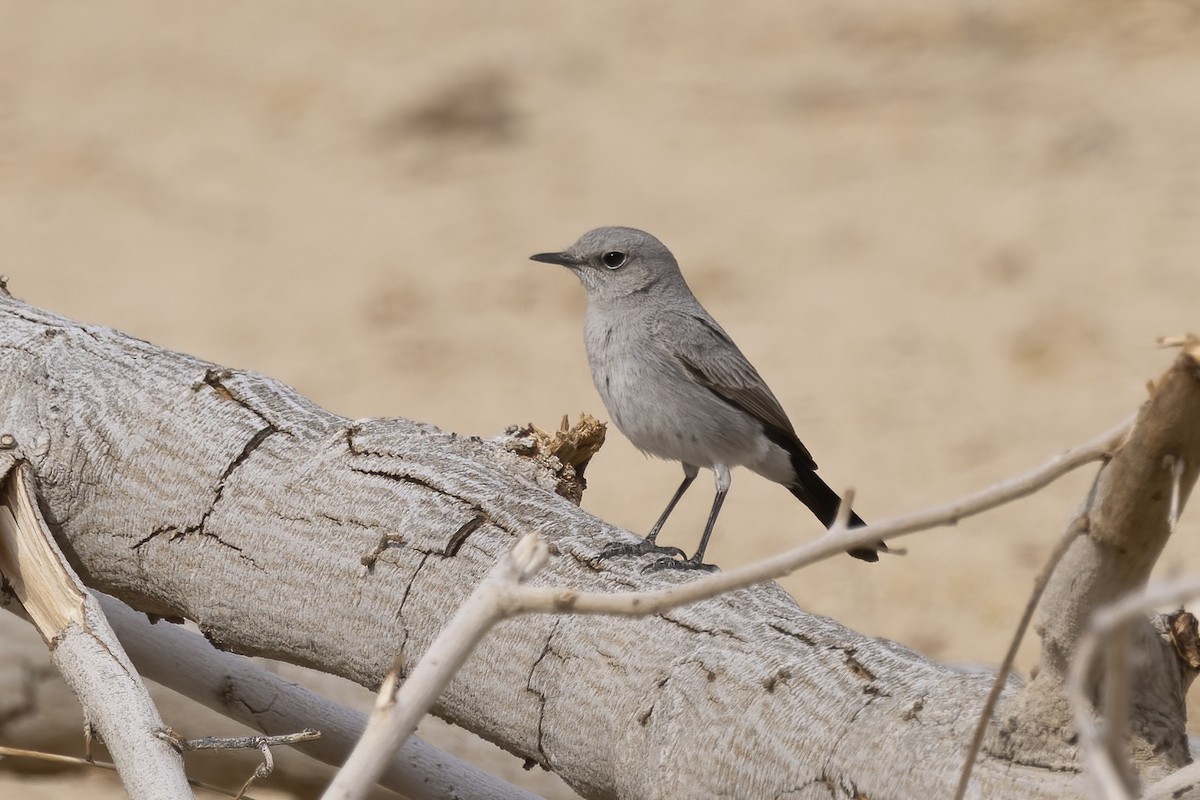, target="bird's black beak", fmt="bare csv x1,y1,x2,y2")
530,251,584,268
